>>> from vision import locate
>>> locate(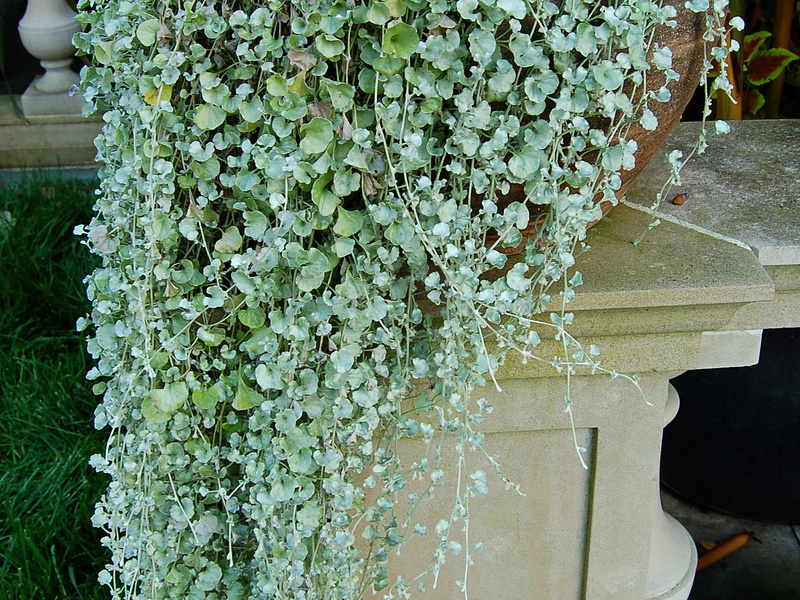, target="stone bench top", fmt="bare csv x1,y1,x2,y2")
569,202,773,312
563,119,800,316
500,118,800,356
625,119,800,268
